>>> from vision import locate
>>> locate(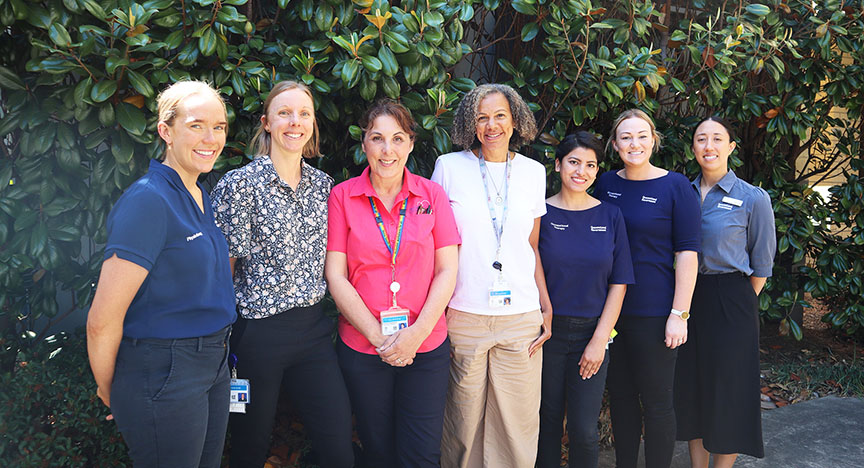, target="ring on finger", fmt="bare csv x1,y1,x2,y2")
396,358,403,364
